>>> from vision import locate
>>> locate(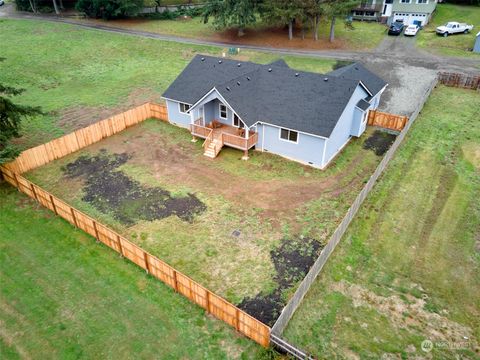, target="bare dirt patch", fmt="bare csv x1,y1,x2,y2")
238,237,323,326
63,149,206,226
363,130,396,156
